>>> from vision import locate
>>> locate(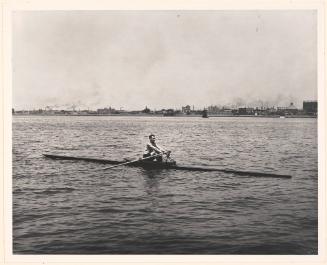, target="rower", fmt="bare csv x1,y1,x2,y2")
143,134,171,162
